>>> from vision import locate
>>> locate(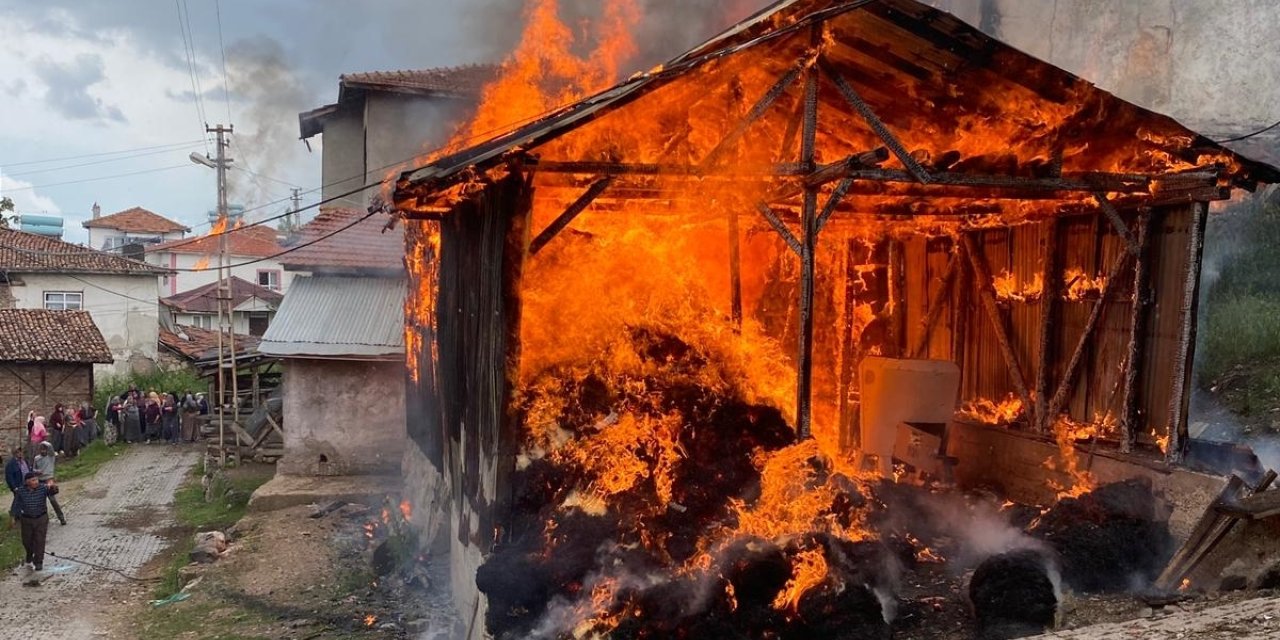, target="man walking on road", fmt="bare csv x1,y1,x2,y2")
11,471,58,571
